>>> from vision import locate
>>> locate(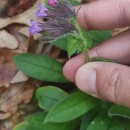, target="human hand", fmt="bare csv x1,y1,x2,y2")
63,0,130,107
